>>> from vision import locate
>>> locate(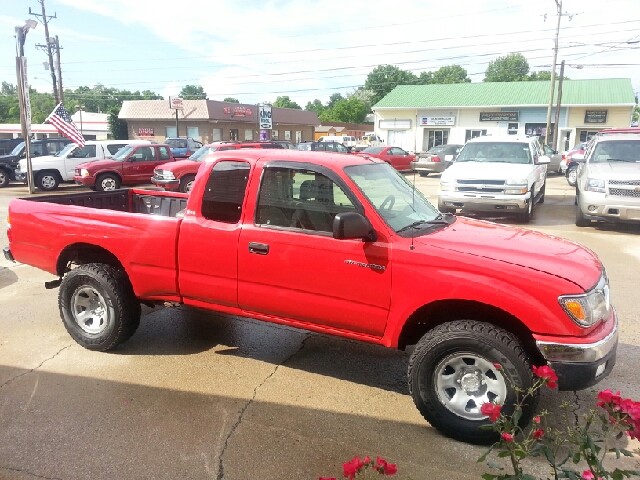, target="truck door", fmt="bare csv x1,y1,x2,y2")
237,163,392,337
178,160,251,308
